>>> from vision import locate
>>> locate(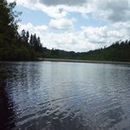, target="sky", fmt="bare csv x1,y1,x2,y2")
7,0,130,52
